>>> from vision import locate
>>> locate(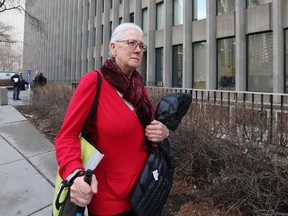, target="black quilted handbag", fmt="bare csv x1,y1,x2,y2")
131,93,192,216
